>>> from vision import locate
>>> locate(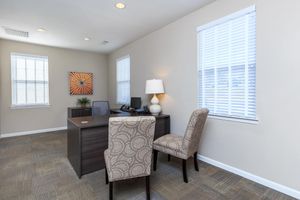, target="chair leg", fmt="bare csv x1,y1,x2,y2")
105,167,108,184
109,182,113,200
168,154,171,162
182,159,188,183
153,150,158,171
194,152,199,171
146,176,150,200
